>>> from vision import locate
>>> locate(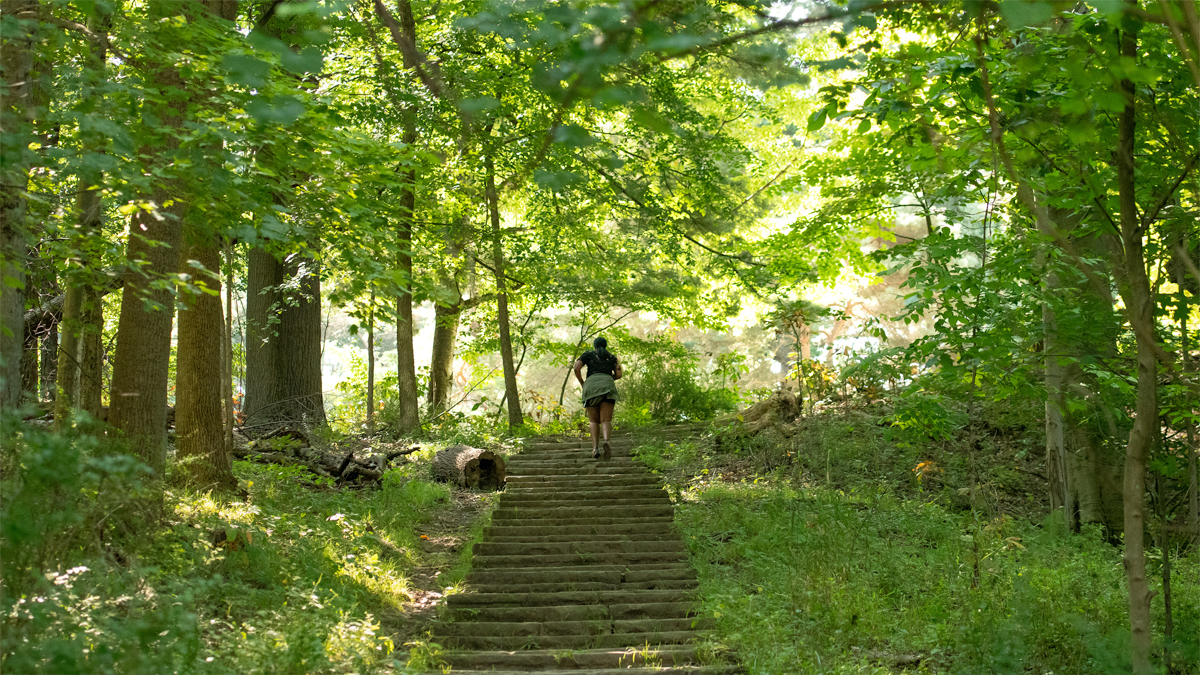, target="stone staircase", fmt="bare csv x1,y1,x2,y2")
432,426,738,674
